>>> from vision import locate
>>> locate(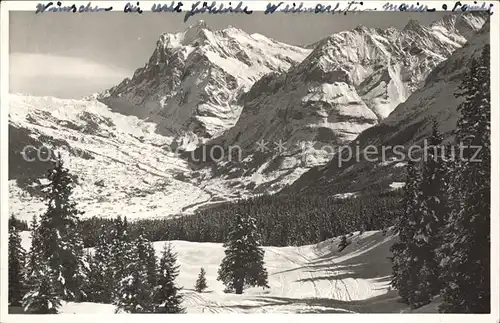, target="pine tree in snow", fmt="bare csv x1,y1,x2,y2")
25,216,42,280
136,233,157,290
80,251,95,302
338,235,349,252
23,218,61,314
109,216,131,301
409,121,448,308
390,160,422,304
83,223,115,303
37,156,85,301
22,262,62,314
438,45,491,313
9,215,26,306
217,213,269,294
153,243,184,313
194,268,208,293
113,235,153,313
